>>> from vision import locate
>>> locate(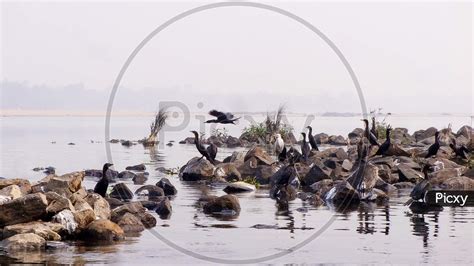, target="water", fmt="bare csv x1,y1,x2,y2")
0,115,473,264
